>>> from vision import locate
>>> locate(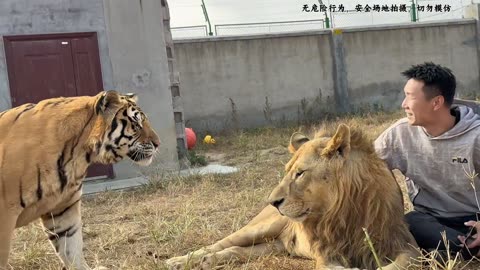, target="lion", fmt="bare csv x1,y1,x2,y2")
166,123,418,270
0,90,160,270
